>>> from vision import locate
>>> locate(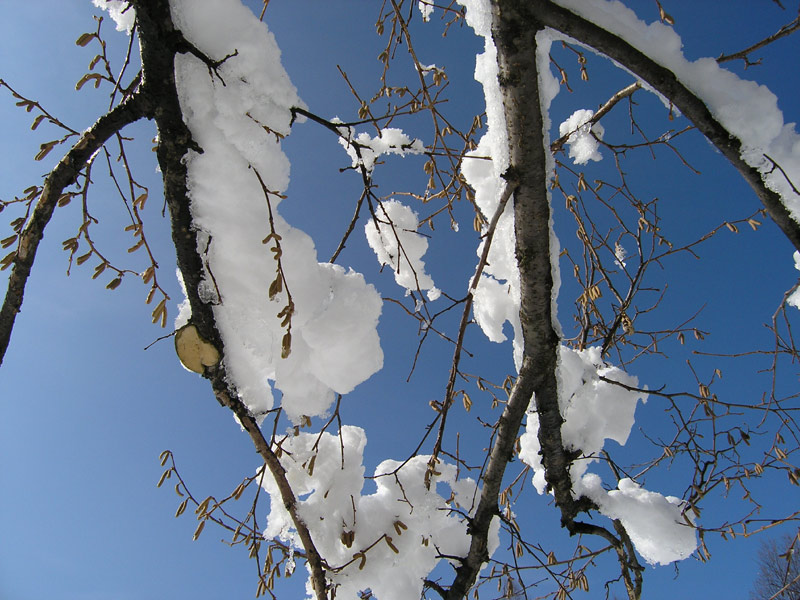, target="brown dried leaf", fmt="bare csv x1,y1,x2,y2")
75,32,96,47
